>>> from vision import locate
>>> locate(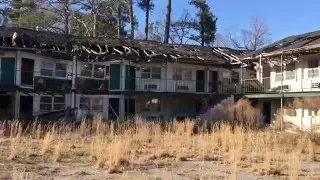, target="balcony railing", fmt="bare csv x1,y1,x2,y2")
242,77,271,93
